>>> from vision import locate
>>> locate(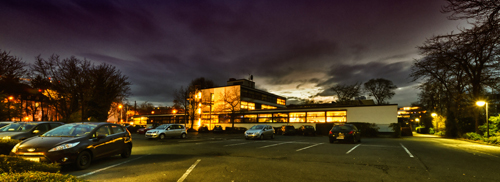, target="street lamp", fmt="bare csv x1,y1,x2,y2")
476,101,489,138
118,104,123,123
431,113,437,117
8,96,13,121
173,109,177,123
